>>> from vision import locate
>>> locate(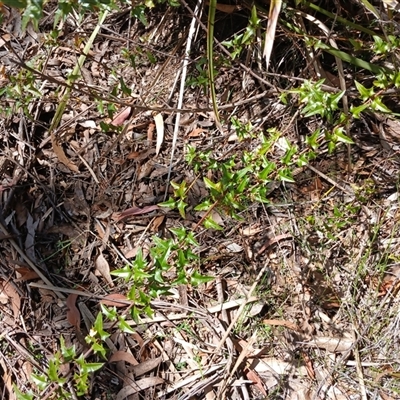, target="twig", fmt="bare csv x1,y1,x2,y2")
164,0,203,200
353,331,368,400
